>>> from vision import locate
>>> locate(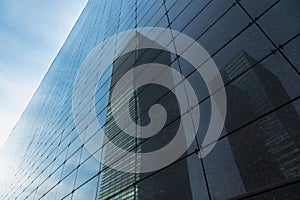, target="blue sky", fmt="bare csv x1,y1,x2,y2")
0,0,88,149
